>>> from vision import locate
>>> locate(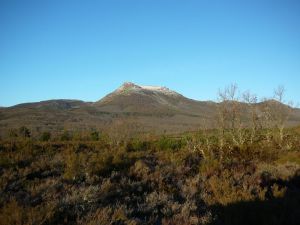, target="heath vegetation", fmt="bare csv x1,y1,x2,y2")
0,86,299,225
